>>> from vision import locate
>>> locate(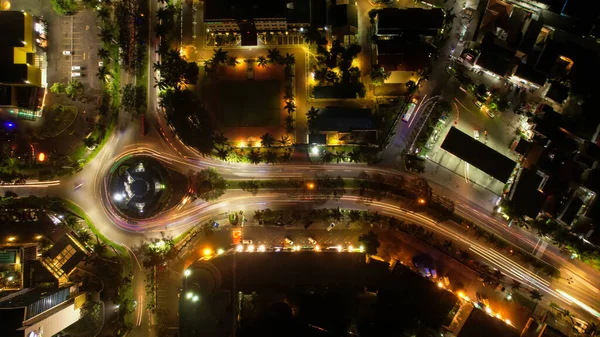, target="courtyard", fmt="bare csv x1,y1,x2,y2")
201,62,287,143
